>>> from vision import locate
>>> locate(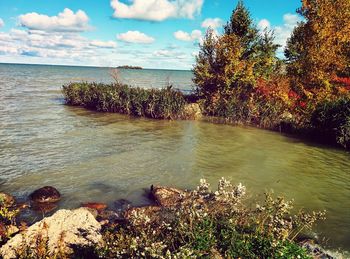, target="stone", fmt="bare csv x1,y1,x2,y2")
97,210,122,224
114,199,132,212
0,208,102,259
15,202,30,211
81,202,108,211
29,186,61,203
0,193,15,208
150,185,189,207
31,202,58,214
